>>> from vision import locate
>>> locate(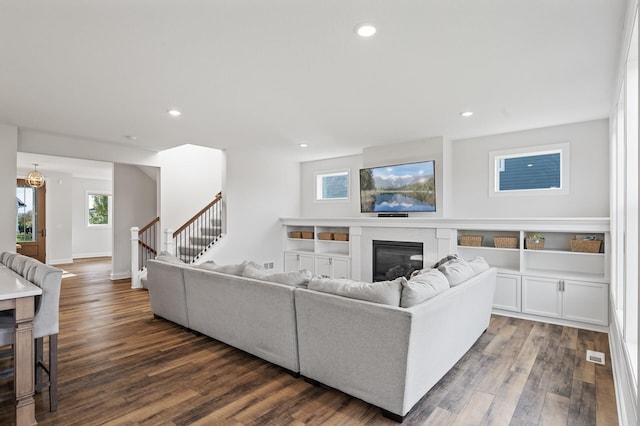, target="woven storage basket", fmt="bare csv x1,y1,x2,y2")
526,236,545,250
318,232,333,240
300,231,314,239
494,236,518,249
288,231,302,239
459,235,483,247
334,232,349,241
570,239,602,253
